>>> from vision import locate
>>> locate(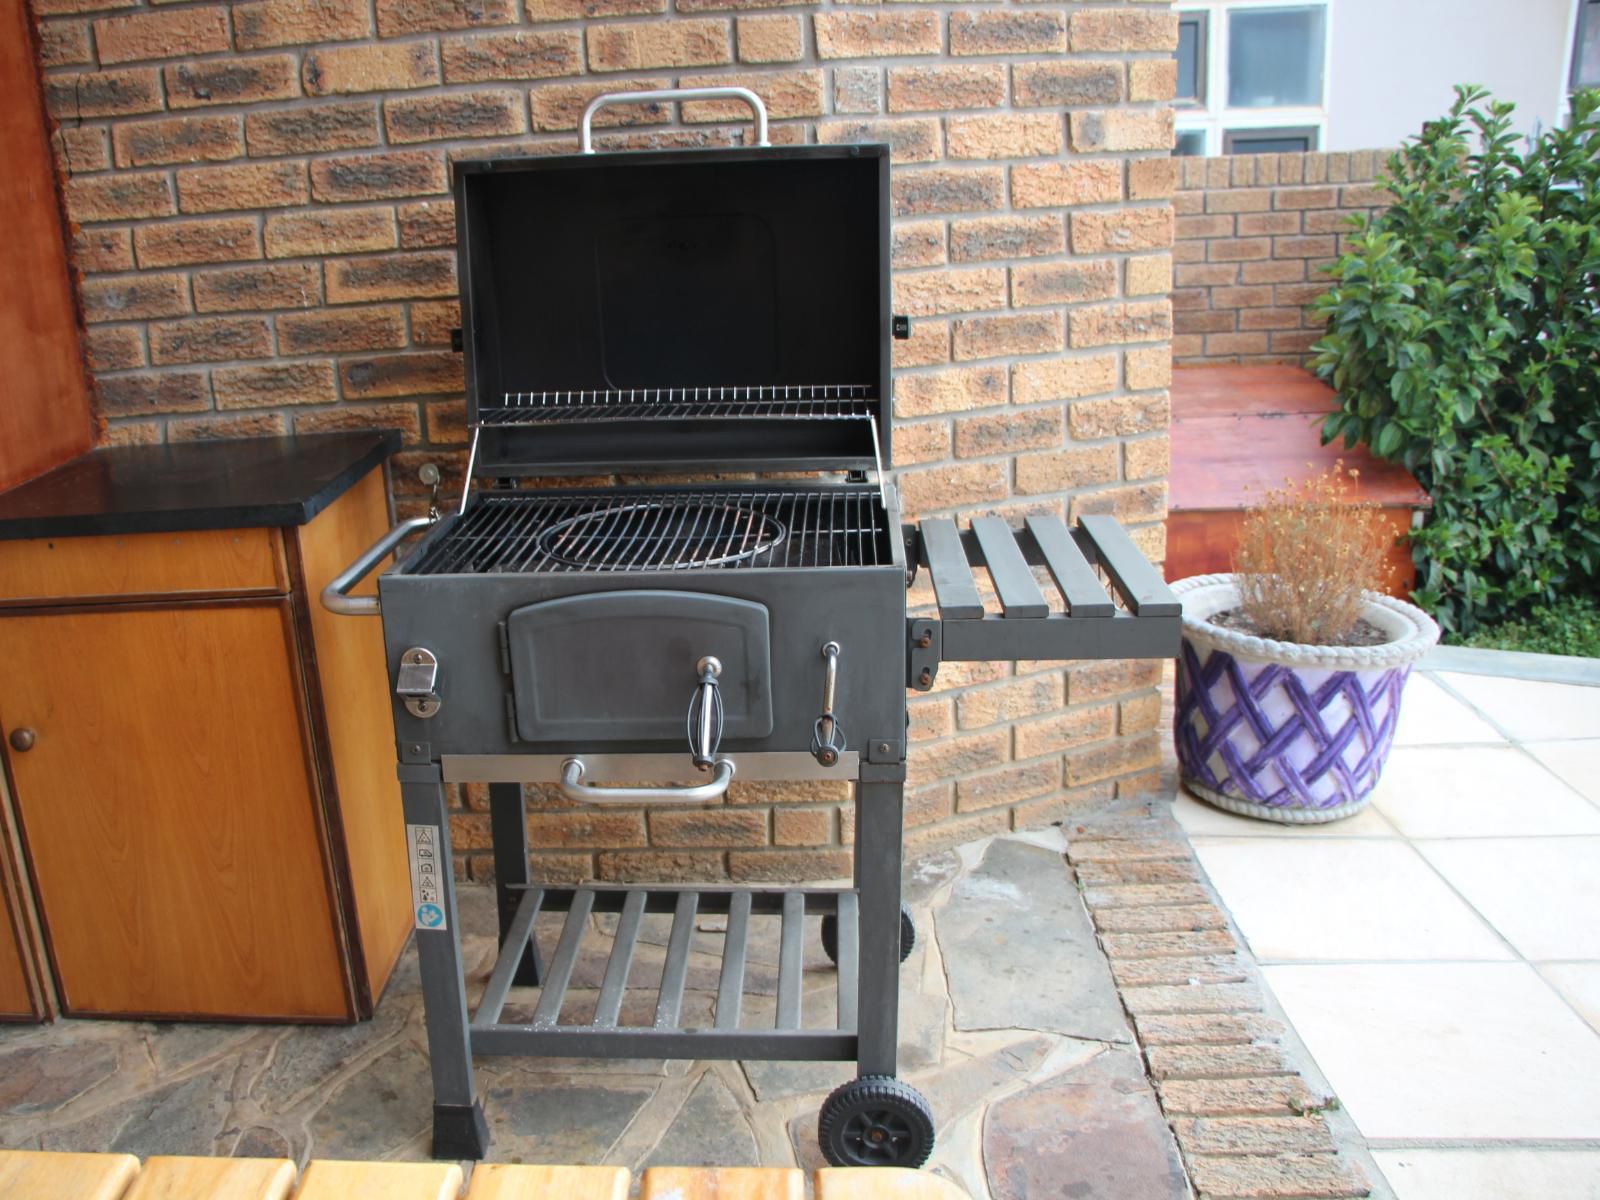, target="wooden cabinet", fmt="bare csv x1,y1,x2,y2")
0,463,410,1021
0,0,95,492
1,774,50,1022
